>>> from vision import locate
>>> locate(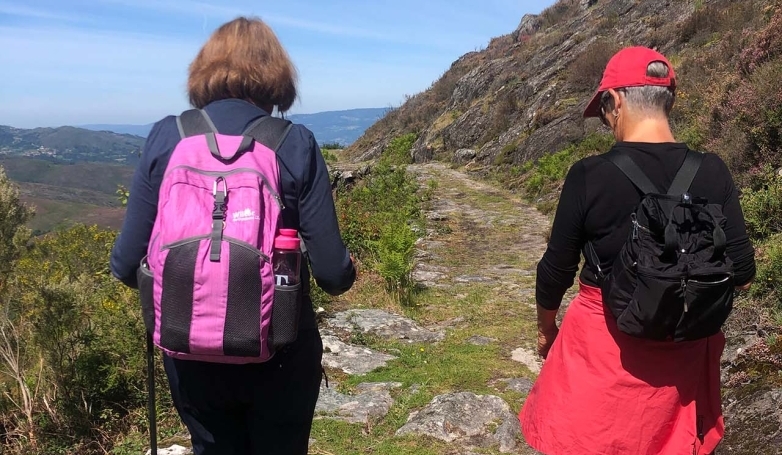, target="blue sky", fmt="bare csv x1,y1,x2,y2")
0,0,554,128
